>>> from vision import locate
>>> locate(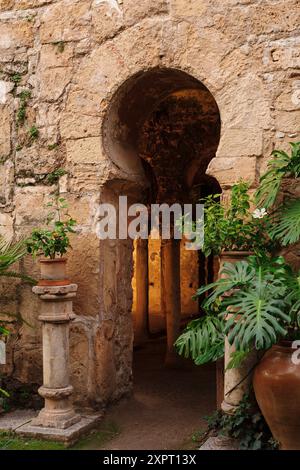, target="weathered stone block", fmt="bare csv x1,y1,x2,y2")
207,156,257,187
39,43,74,69
275,110,300,133
216,129,263,158
170,0,207,17
0,20,33,51
76,42,129,95
123,0,168,25
15,145,63,175
67,233,101,317
14,186,53,226
0,106,11,157
0,160,13,206
64,194,97,226
68,164,109,193
113,18,162,72
263,38,300,71
0,0,14,11
216,74,271,130
38,66,72,101
92,0,123,43
13,0,53,8
0,80,14,104
66,137,105,165
0,212,13,240
61,113,101,140
40,0,91,43
94,324,117,404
